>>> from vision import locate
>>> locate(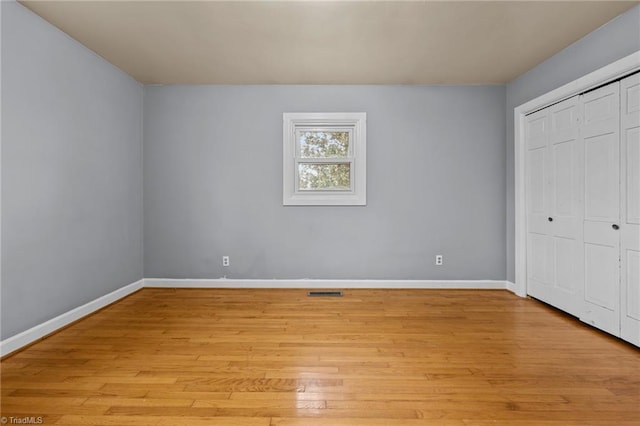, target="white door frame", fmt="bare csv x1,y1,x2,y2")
513,50,640,297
